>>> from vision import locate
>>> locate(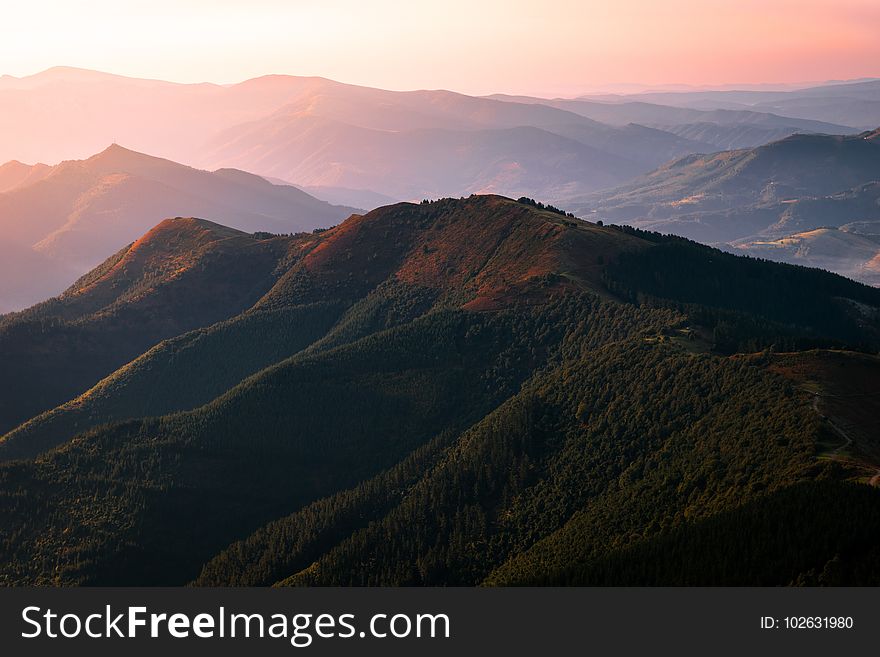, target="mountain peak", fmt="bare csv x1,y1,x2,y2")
275,194,646,312
82,143,191,175
140,216,247,243
101,142,132,153
64,216,263,303
0,159,52,193
37,65,107,77
120,217,252,265
91,142,148,161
